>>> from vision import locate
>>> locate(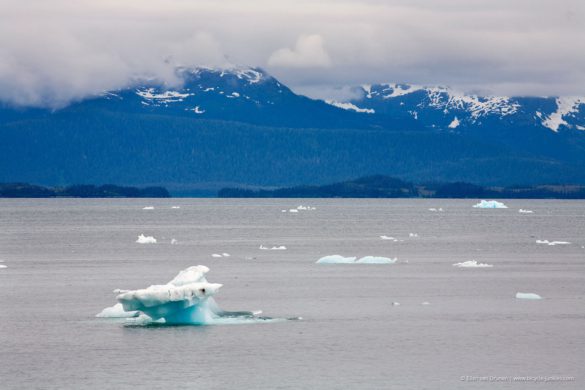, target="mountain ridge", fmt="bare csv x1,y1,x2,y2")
1,65,584,190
